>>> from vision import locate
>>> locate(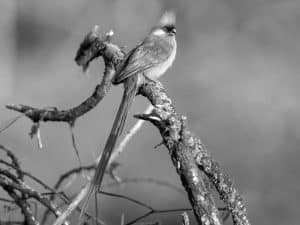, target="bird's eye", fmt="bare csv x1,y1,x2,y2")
165,25,176,35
